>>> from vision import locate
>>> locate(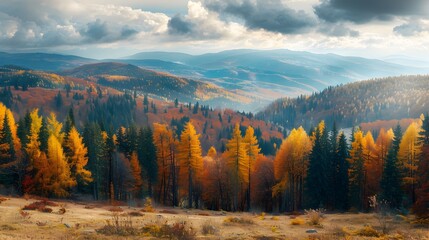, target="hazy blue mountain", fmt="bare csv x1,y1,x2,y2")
0,52,95,71
126,51,194,63
123,50,429,108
